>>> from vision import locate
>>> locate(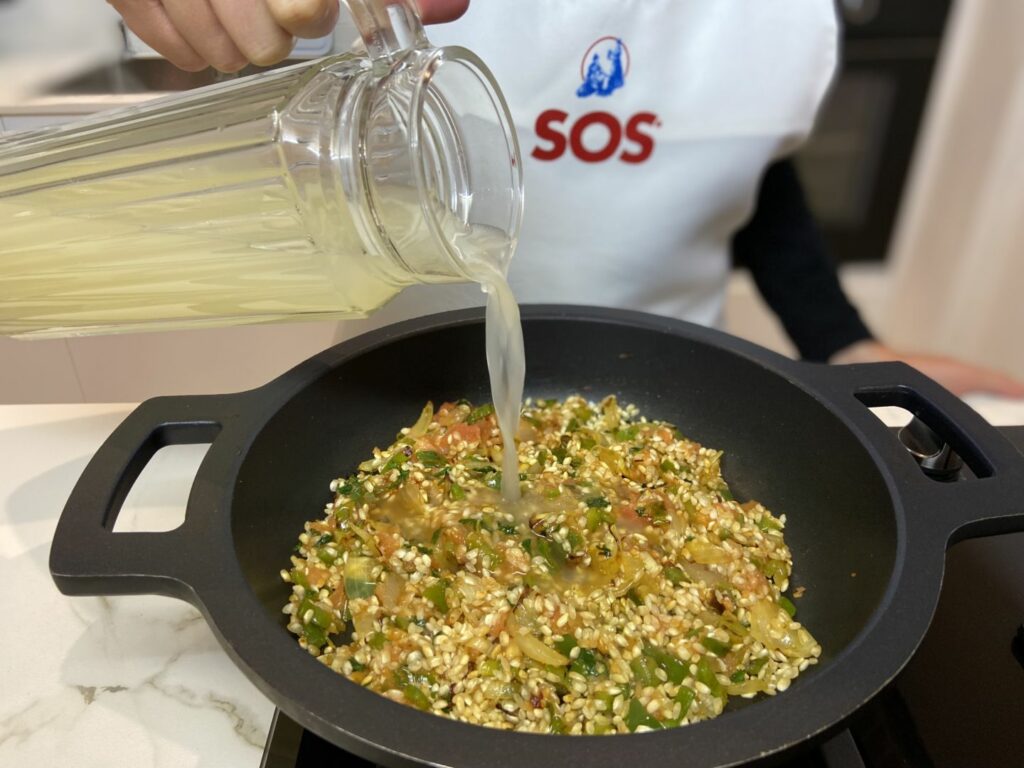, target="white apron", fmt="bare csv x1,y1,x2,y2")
333,0,837,341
